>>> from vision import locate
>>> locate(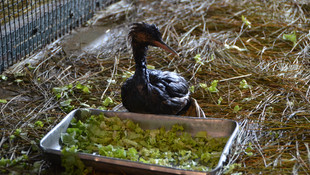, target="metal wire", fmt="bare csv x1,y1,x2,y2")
0,0,116,73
